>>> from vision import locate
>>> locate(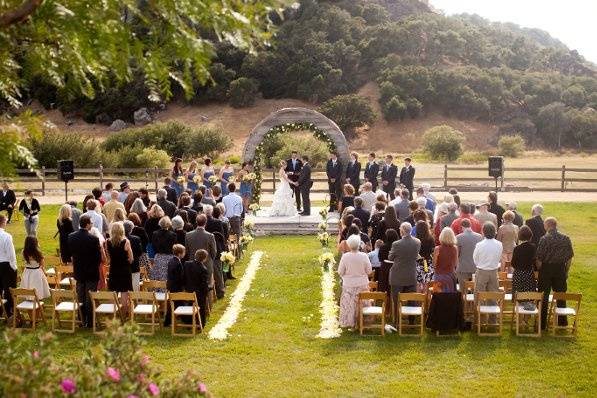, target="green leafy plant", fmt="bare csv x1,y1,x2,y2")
229,77,259,108
318,94,376,139
421,125,465,161
498,134,526,158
